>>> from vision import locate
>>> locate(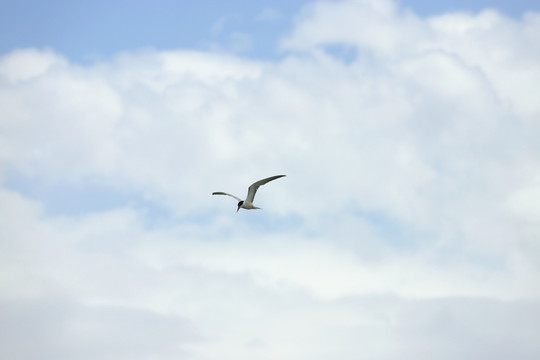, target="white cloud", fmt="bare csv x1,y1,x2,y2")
0,48,67,83
281,0,426,57
1,0,540,359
